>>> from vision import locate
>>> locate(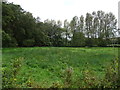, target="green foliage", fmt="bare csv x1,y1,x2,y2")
97,38,107,46
85,38,94,47
2,47,119,88
60,58,119,88
2,2,119,47
72,32,85,46
63,67,74,87
2,0,119,88
2,57,23,88
23,39,35,47
102,58,118,88
2,30,18,47
117,37,120,44
2,30,11,47
79,68,101,88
